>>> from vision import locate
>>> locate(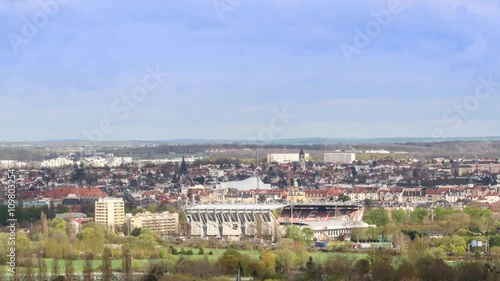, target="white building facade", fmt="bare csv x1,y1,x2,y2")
324,153,356,163
94,197,125,232
267,153,310,164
